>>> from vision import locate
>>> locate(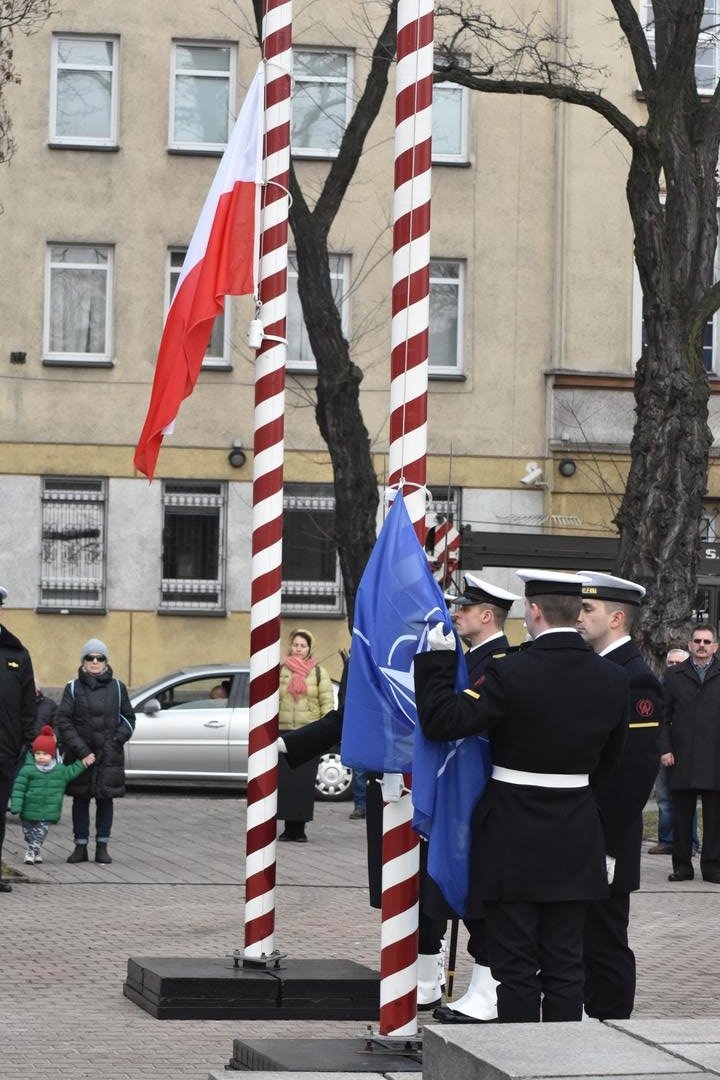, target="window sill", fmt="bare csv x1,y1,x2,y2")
48,142,119,152
36,606,107,615
287,366,318,376
167,146,224,157
157,607,228,617
201,362,233,372
432,158,472,168
43,357,114,368
291,149,340,161
429,371,466,381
